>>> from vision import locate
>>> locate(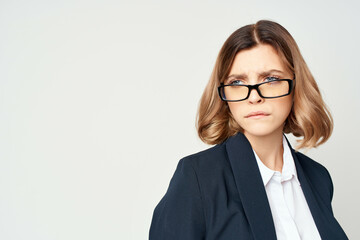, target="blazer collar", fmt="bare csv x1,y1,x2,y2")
225,132,337,240
225,132,277,240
